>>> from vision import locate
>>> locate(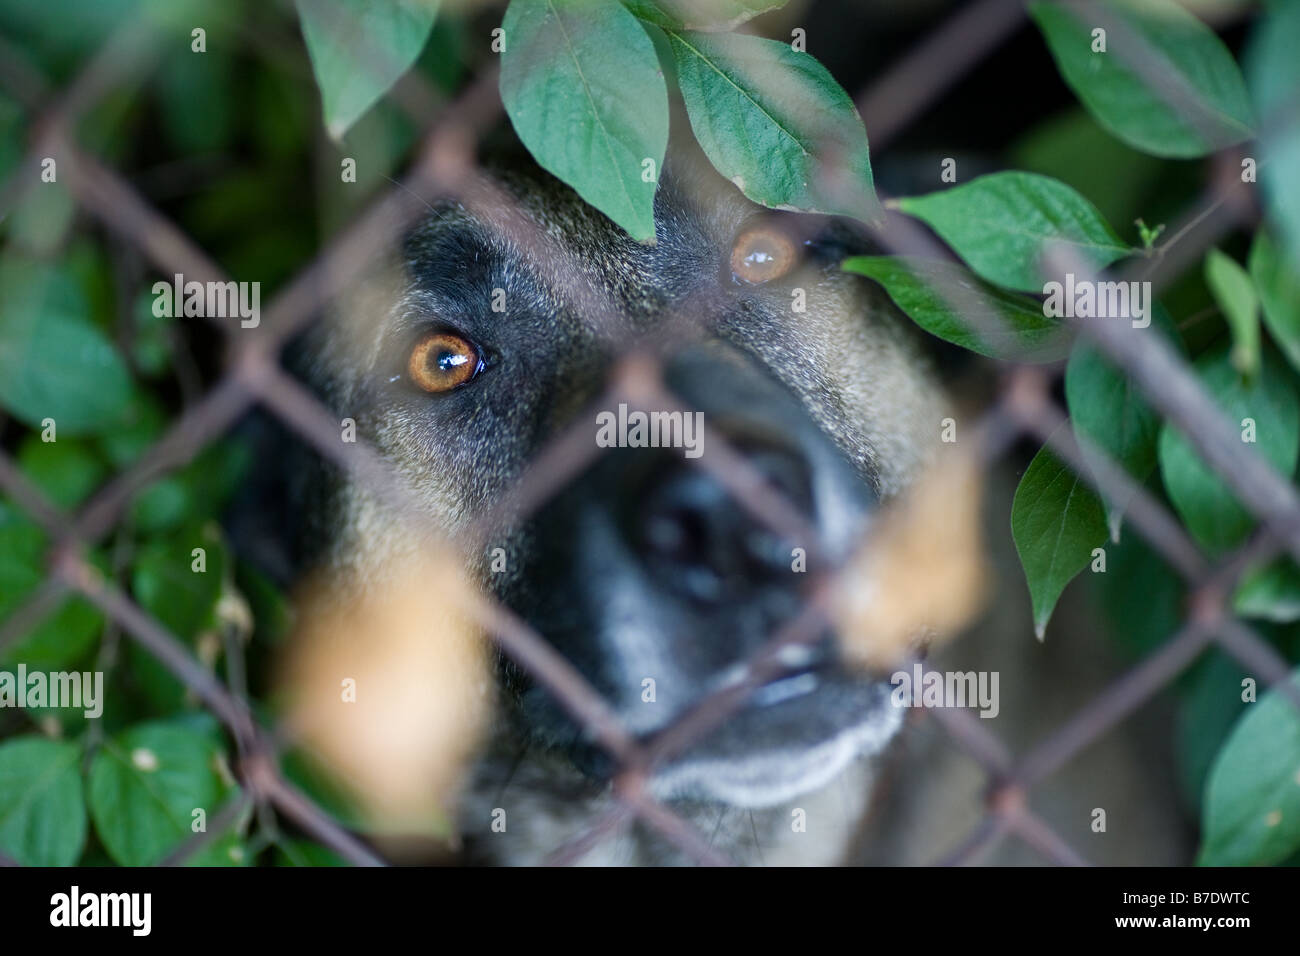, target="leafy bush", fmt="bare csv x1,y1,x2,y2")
0,0,1297,866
